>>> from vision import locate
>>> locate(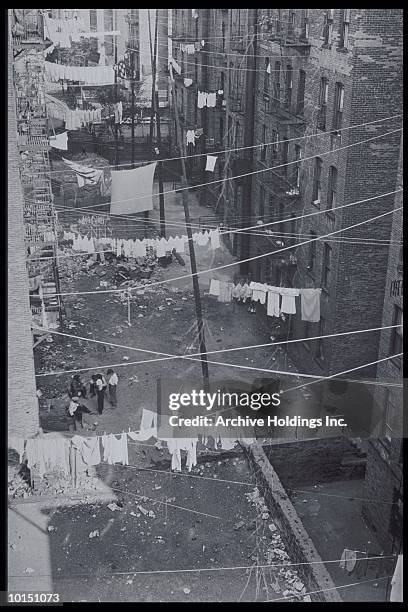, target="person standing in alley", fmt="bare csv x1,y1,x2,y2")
106,368,118,408
95,373,107,415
